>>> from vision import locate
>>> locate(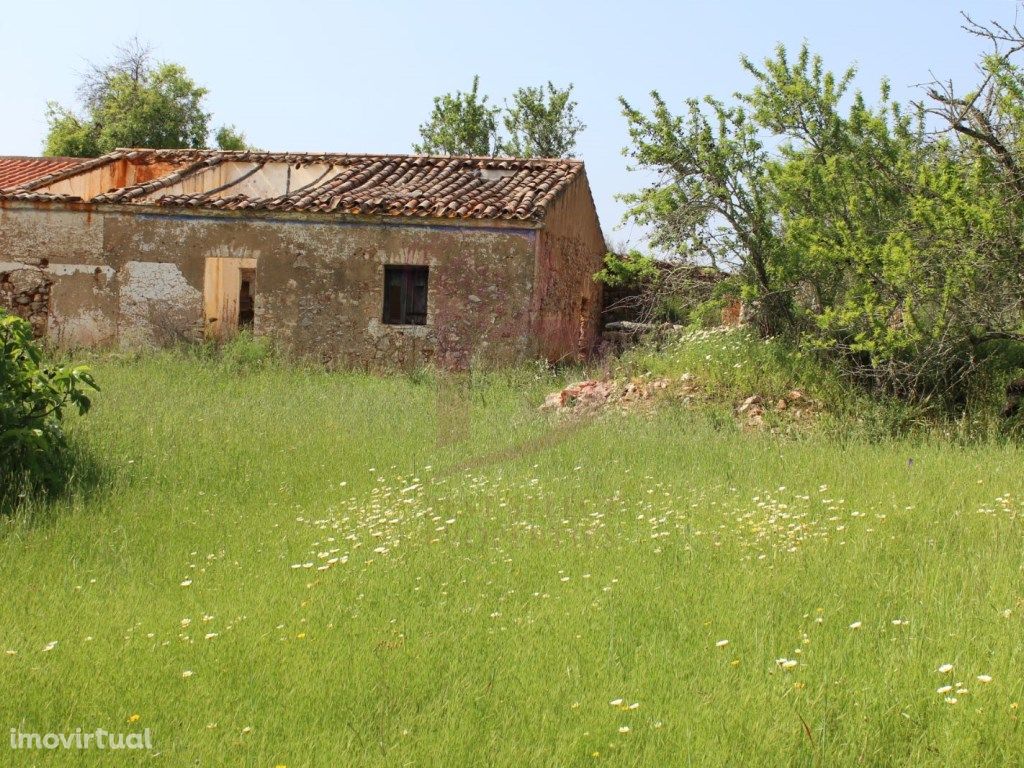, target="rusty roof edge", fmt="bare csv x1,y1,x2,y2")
19,153,119,191
0,196,547,230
